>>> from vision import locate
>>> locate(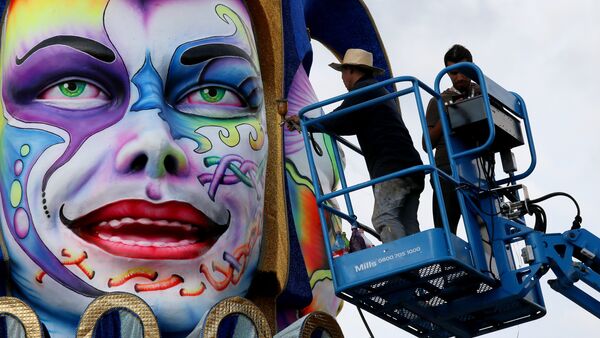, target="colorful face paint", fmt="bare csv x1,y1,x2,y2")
283,64,343,320
0,0,266,336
